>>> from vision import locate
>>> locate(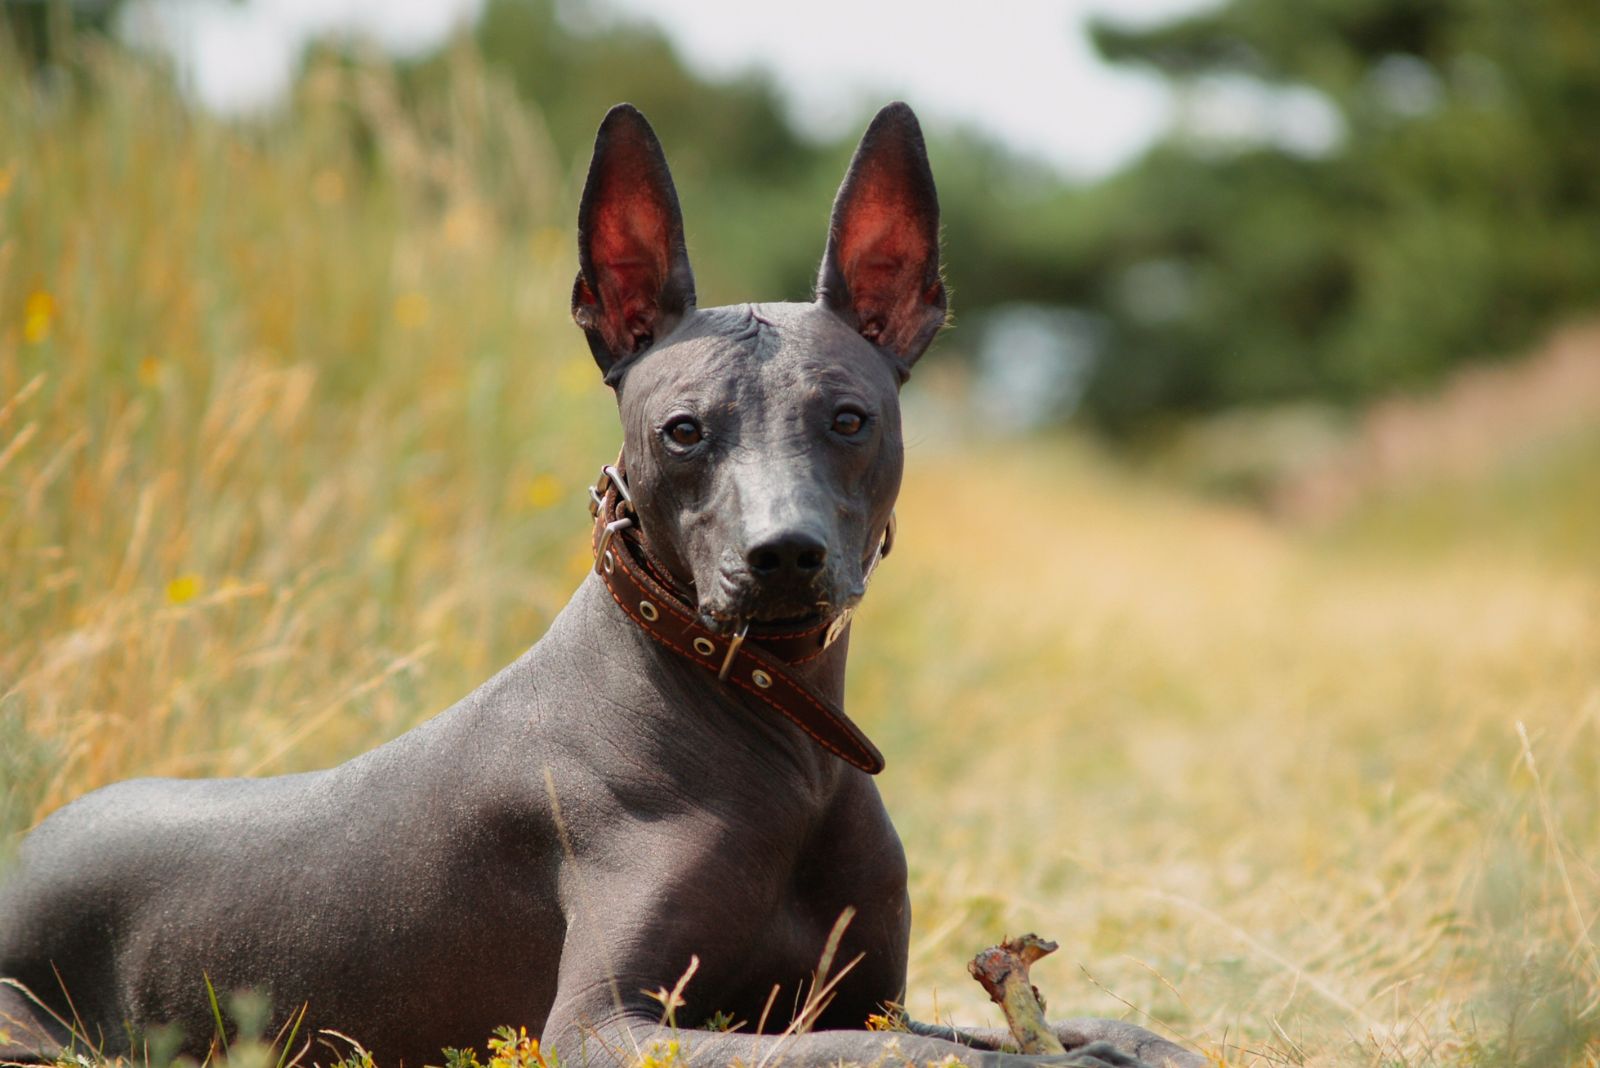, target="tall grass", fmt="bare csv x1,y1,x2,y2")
3,37,1598,1068
1,39,612,828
